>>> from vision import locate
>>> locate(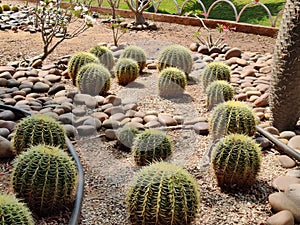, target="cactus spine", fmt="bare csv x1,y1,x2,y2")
126,161,199,225
0,193,34,225
120,45,147,72
212,134,262,188
201,62,231,89
206,80,234,110
116,125,140,150
132,129,173,166
12,114,67,155
209,101,257,140
11,144,77,215
115,58,139,85
158,67,187,98
89,45,115,71
67,52,100,85
76,63,111,96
